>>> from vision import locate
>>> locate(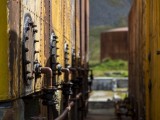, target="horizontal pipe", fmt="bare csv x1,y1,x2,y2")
55,101,74,120
54,92,82,120
77,67,85,71
40,67,53,89
69,67,77,72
